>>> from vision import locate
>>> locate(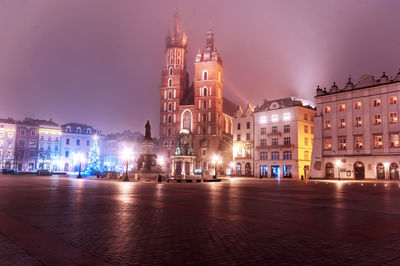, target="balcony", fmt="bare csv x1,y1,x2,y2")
234,155,252,160
267,132,282,136
256,144,294,149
